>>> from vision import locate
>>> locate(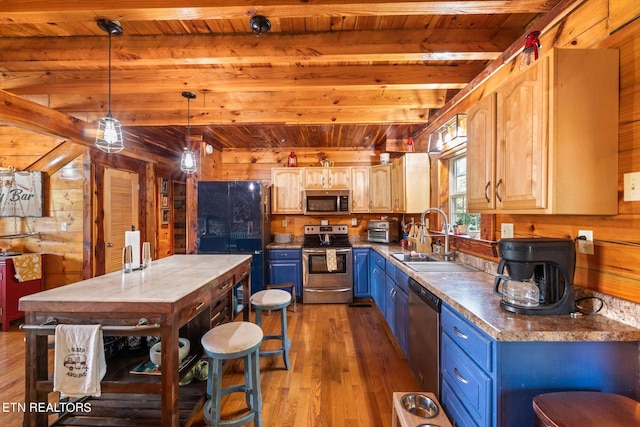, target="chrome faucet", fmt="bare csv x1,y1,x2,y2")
420,207,452,261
